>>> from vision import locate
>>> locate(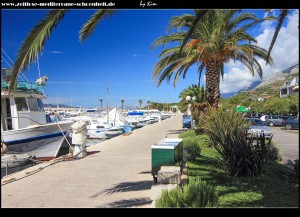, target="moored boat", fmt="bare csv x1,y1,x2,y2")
1,68,74,160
